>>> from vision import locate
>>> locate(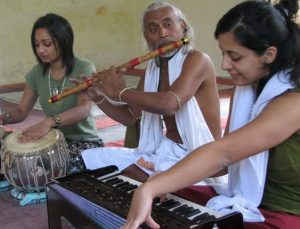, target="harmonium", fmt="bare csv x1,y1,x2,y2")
46,166,243,229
